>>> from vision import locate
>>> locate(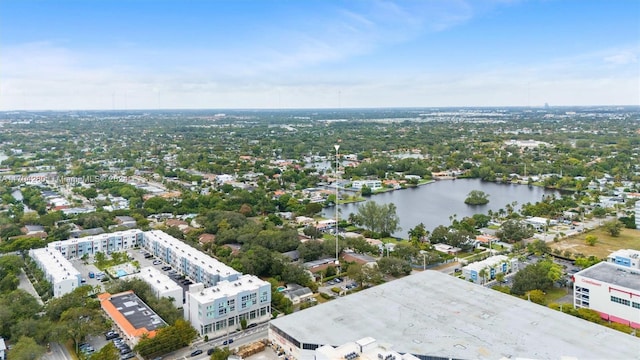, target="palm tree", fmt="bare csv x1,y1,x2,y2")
478,268,488,285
